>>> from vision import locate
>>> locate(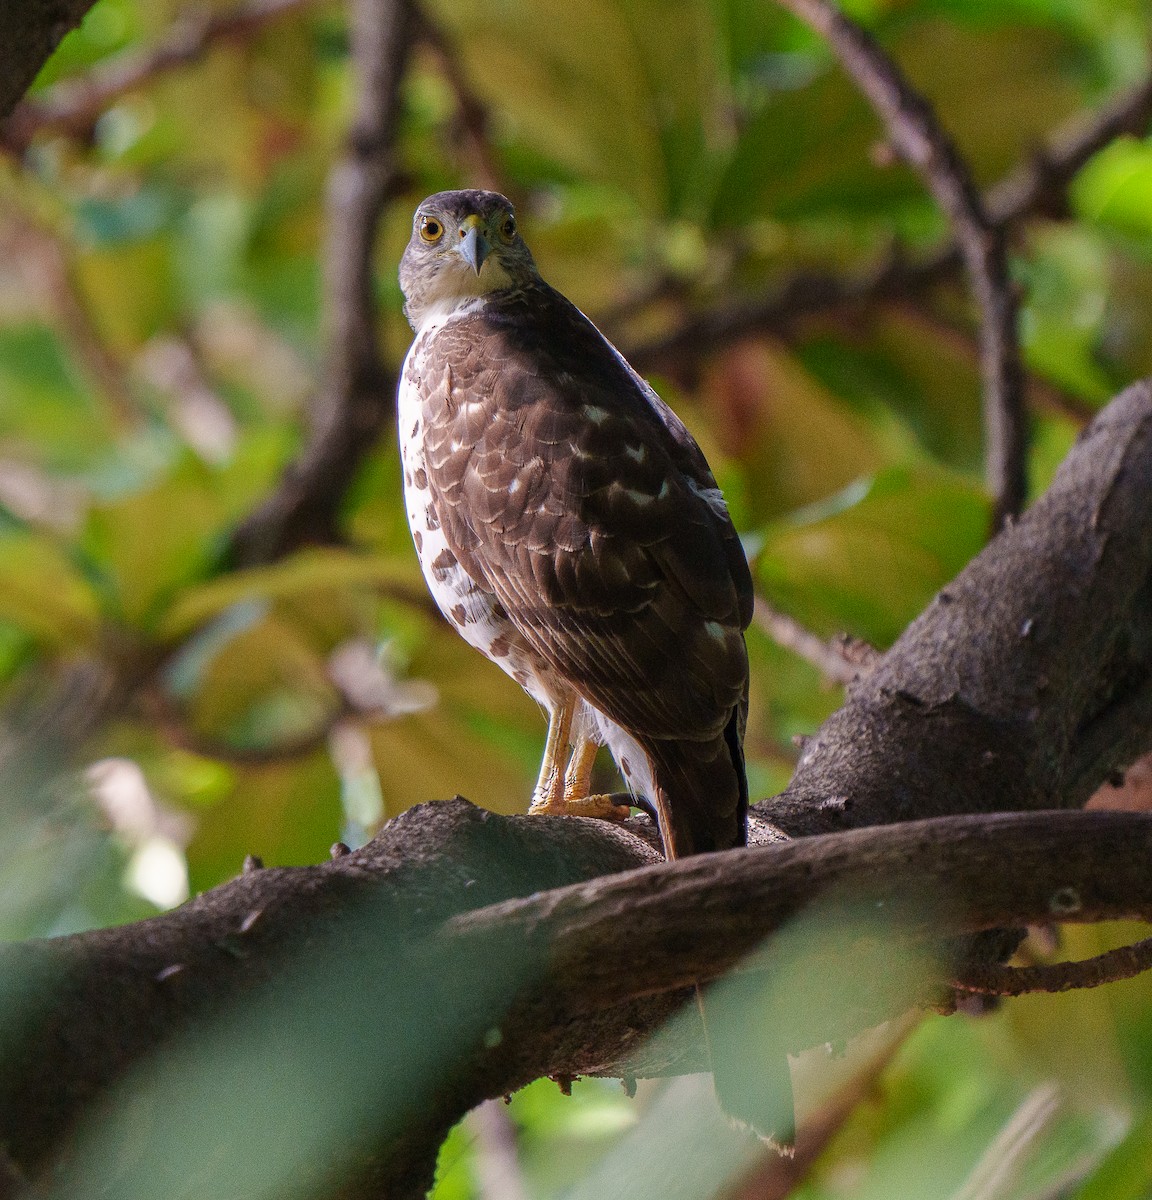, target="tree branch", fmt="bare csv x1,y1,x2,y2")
951,935,1152,996
2,0,318,153
226,0,414,566
2,378,1151,1197
625,70,1152,411
773,0,1025,528
3,803,1152,1198
0,0,101,125
984,72,1152,226
412,5,507,195
765,379,1152,837
752,596,876,685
